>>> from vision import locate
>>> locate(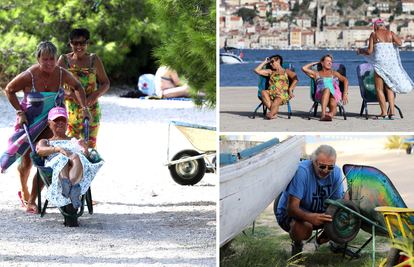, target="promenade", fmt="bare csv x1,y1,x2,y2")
220,86,414,132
